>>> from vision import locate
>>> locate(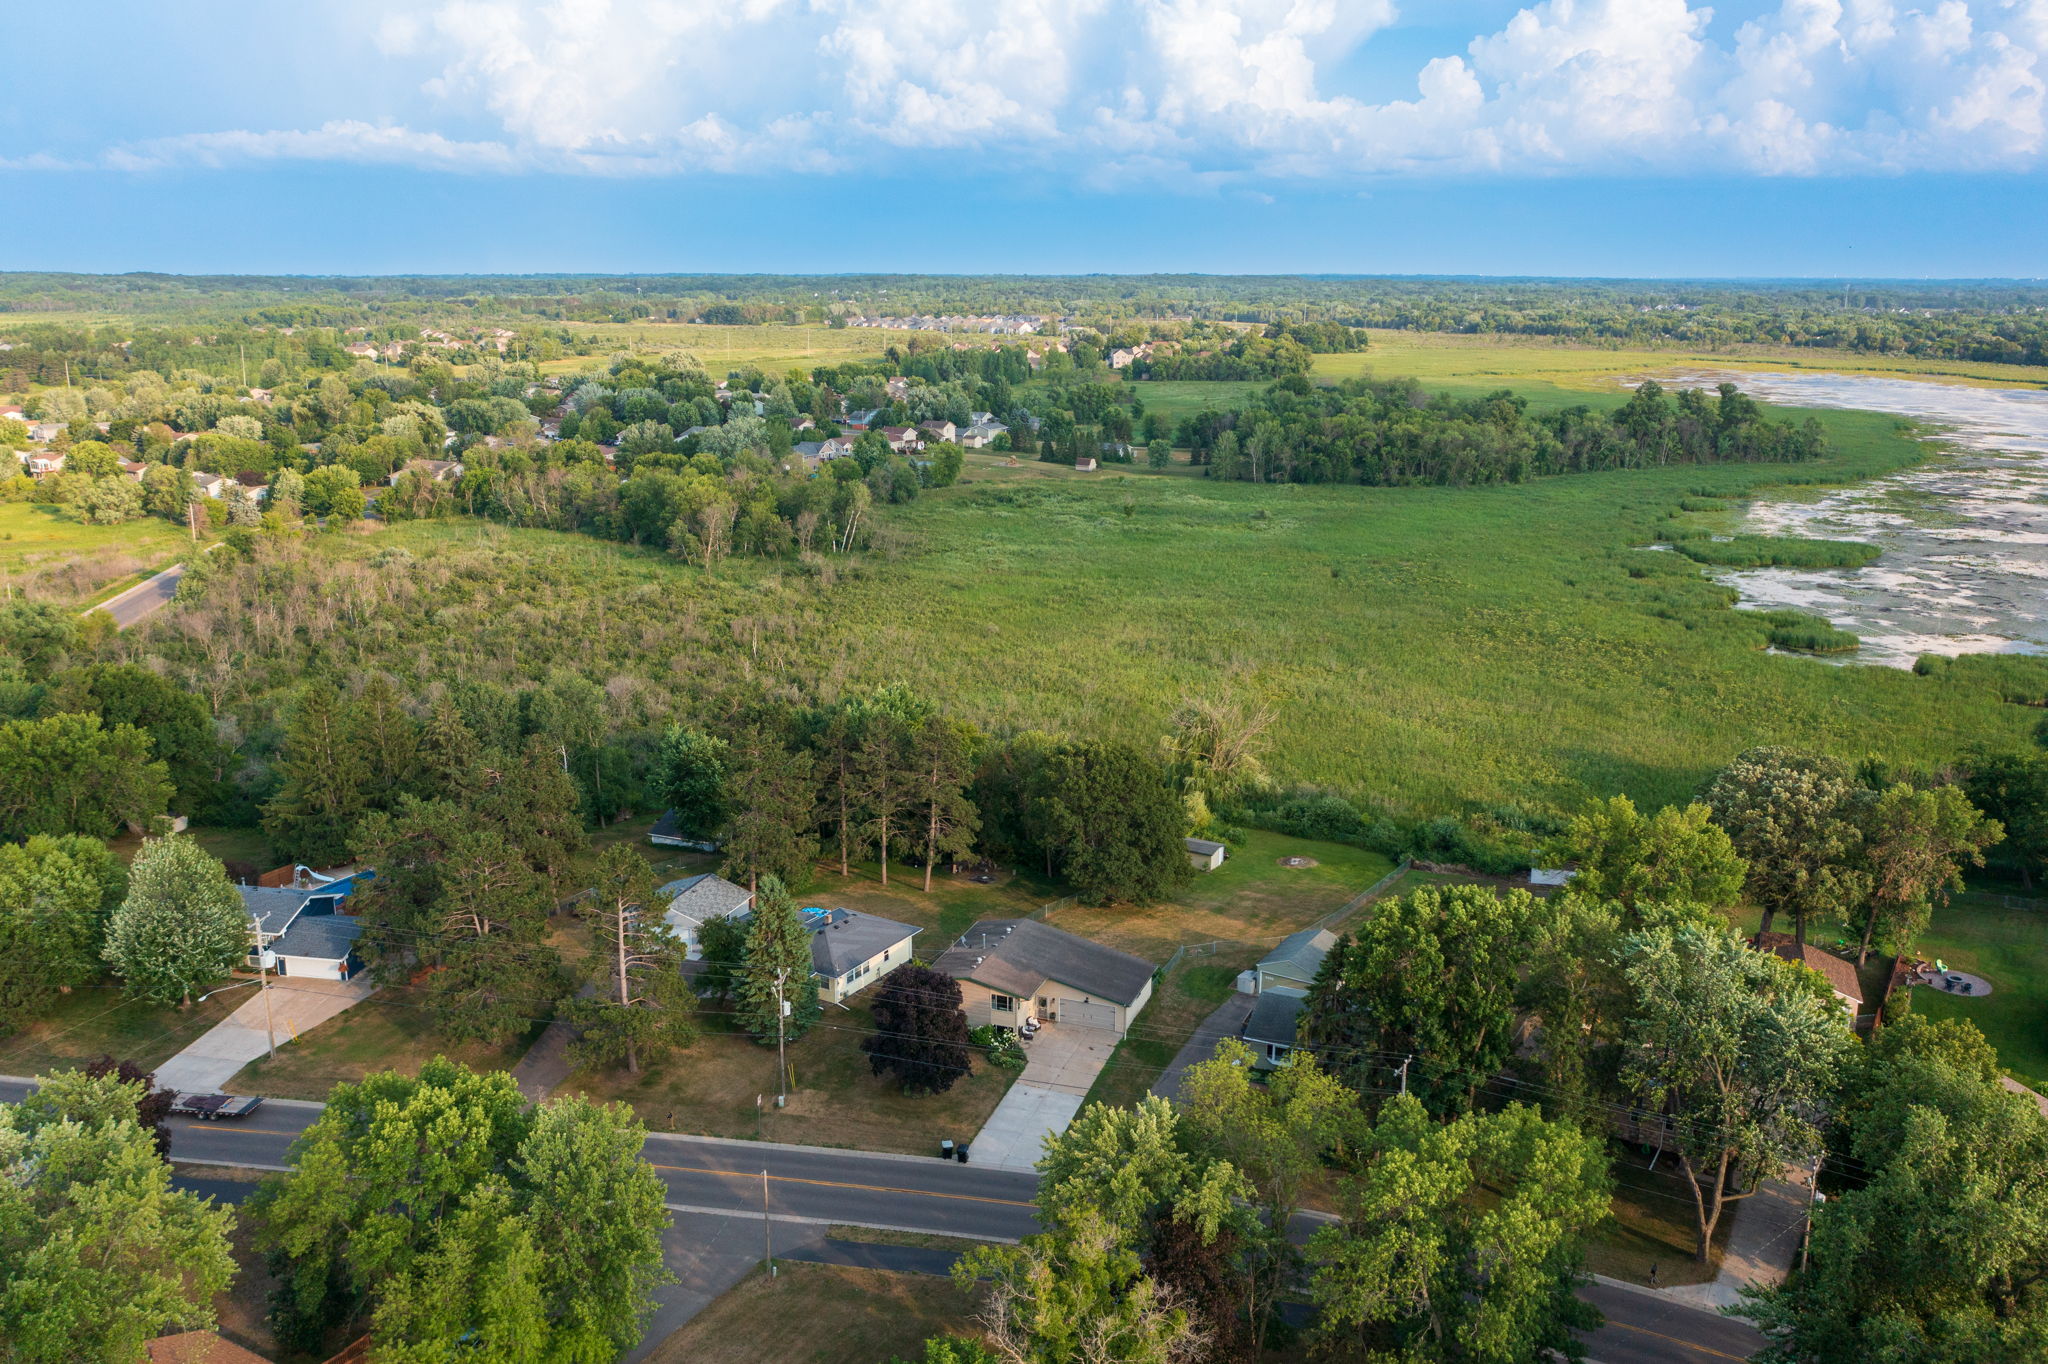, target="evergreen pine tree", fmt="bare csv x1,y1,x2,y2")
736,876,819,1044
262,681,371,867
913,716,980,893
351,674,421,806
571,847,696,1073
720,723,818,892
415,698,484,802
